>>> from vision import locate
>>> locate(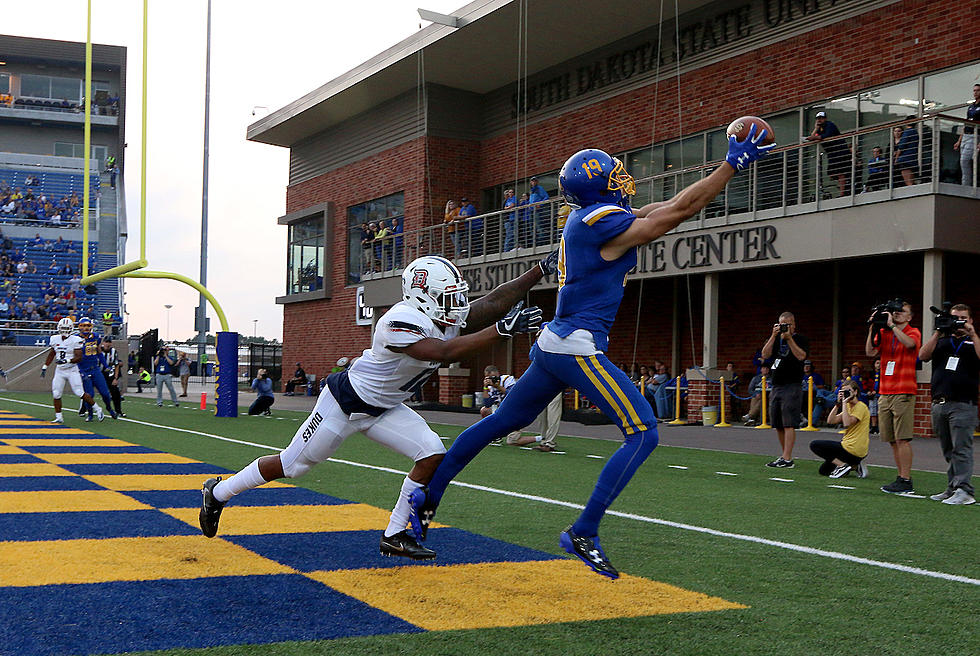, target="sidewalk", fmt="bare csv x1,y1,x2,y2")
127,379,969,474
